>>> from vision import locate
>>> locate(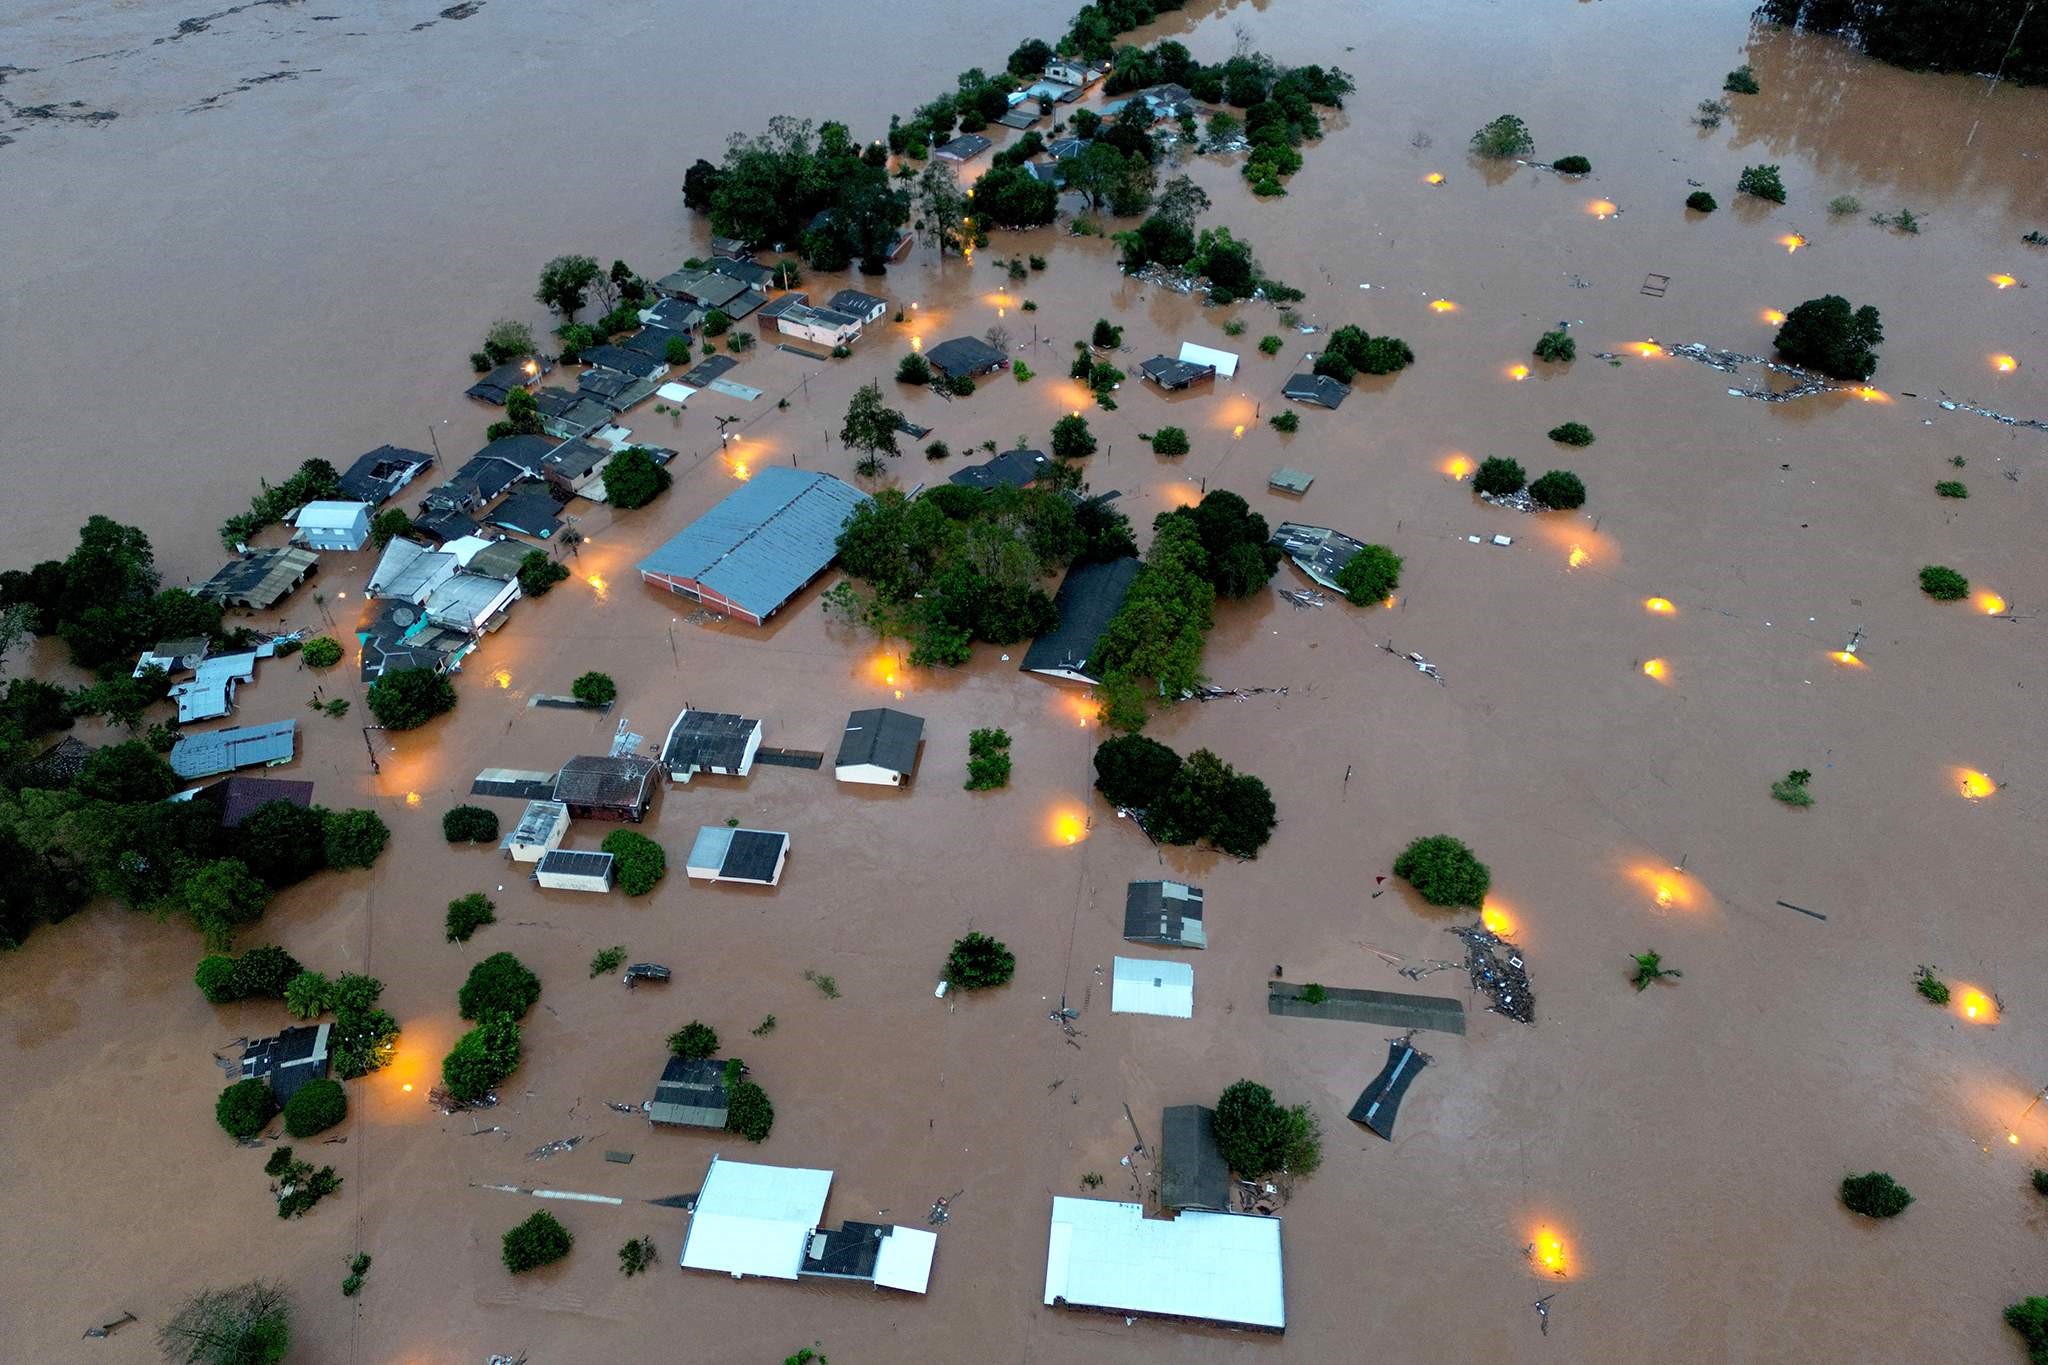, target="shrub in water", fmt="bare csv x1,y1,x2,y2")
601,829,666,896
1552,155,1591,174
668,1021,719,1060
301,637,342,669
445,893,496,943
458,952,541,1022
1470,114,1534,159
1770,769,1814,806
1724,64,1760,94
1533,330,1576,363
282,1076,347,1138
217,1078,277,1140
442,805,499,844
1686,190,1717,213
1737,163,1787,203
1913,966,1950,1005
502,1210,574,1273
1529,470,1587,510
571,671,616,706
1270,410,1300,434
1150,426,1190,457
1472,456,1526,497
1919,565,1969,601
1333,545,1402,606
1840,1171,1913,1219
726,1080,775,1142
1547,422,1594,446
1393,834,1491,908
944,931,1017,989
1935,481,1967,499
2007,1297,2048,1364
